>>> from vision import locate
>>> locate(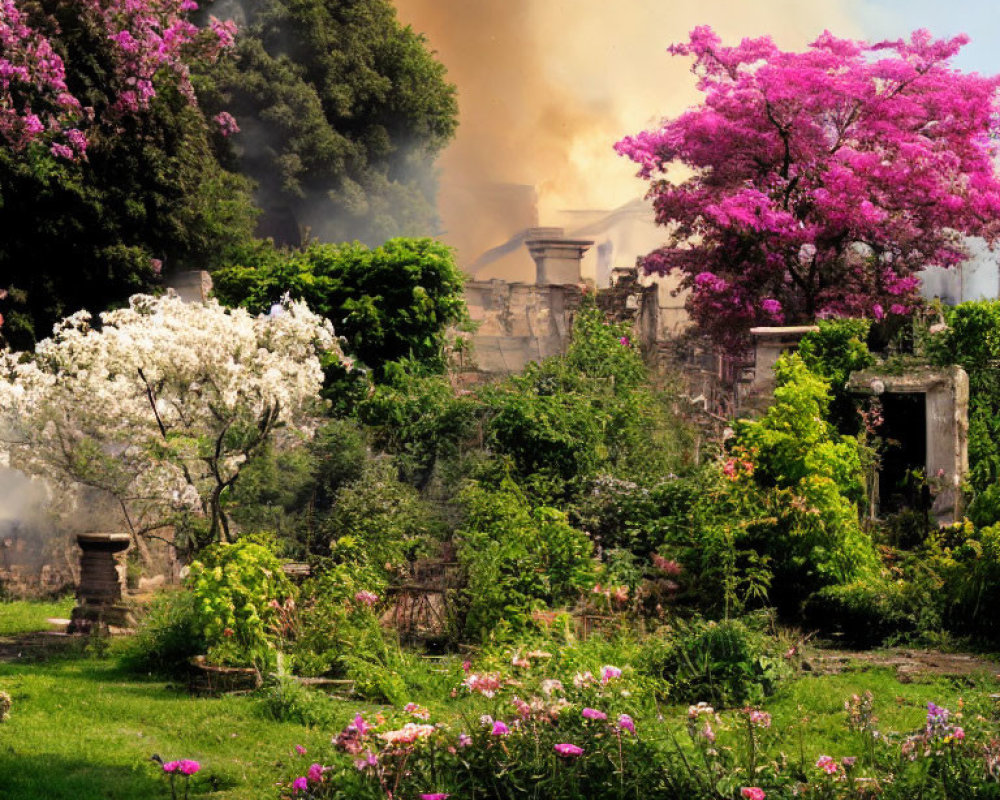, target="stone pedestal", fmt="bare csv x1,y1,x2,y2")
524,227,594,285
69,533,132,632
